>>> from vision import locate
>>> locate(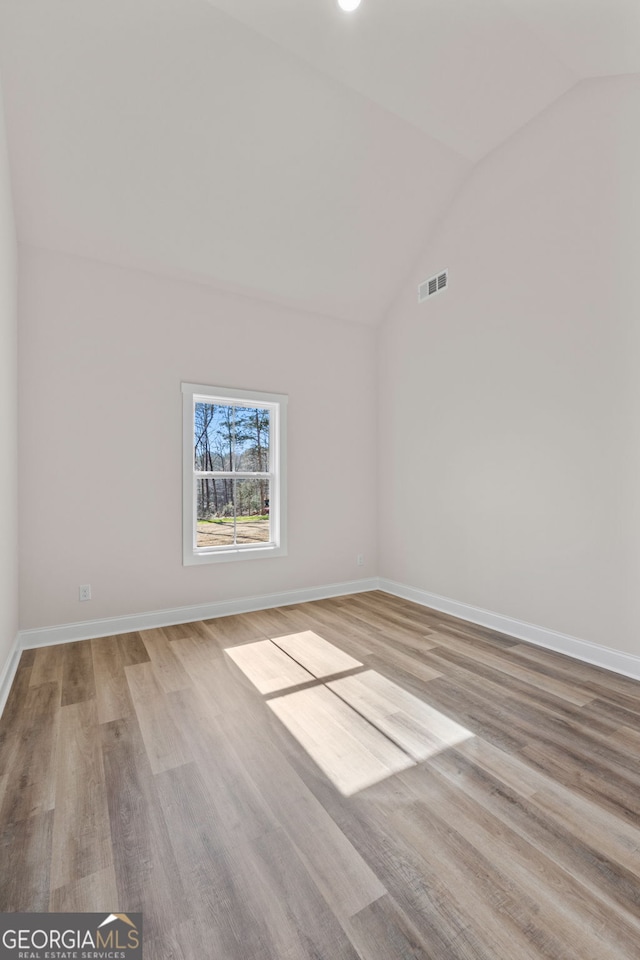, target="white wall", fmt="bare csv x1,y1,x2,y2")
379,76,640,656
18,248,377,630
0,78,18,675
